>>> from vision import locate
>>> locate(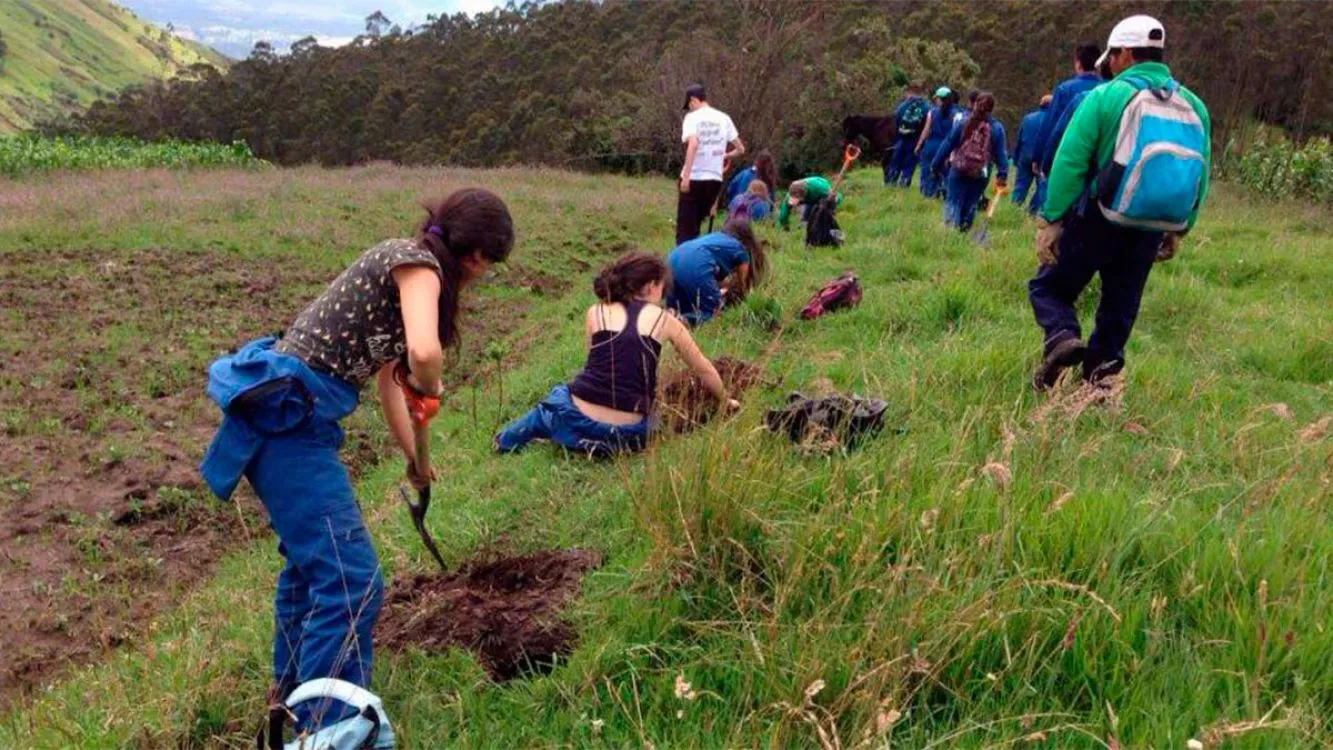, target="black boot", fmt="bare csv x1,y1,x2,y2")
1032,337,1087,392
